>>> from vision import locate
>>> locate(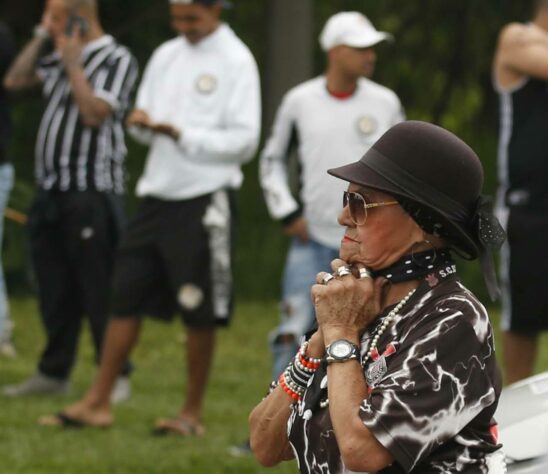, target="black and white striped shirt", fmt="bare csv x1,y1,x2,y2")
36,35,138,194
